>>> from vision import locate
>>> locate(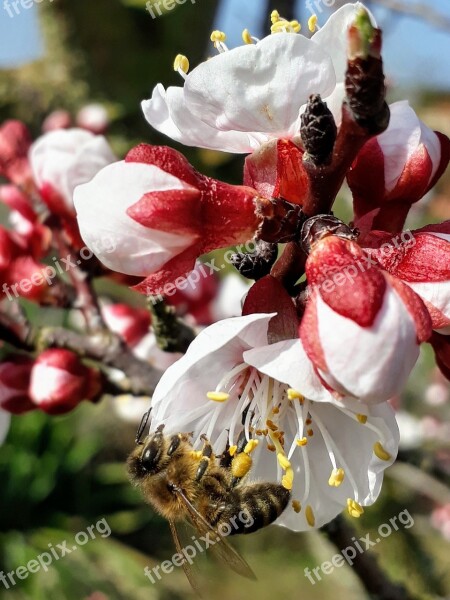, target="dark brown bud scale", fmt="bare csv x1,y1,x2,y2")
300,94,337,166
